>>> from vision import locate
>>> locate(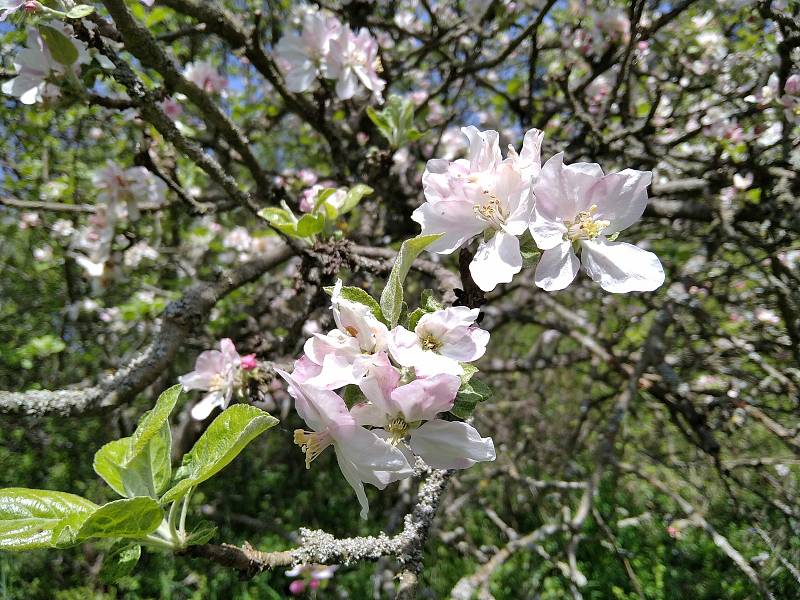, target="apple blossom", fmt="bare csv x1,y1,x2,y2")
326,26,386,102
277,370,413,519
388,306,489,377
275,12,341,92
298,280,390,389
92,162,167,220
2,25,88,105
179,338,248,420
353,356,496,469
413,126,543,291
530,152,665,293
182,61,227,94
